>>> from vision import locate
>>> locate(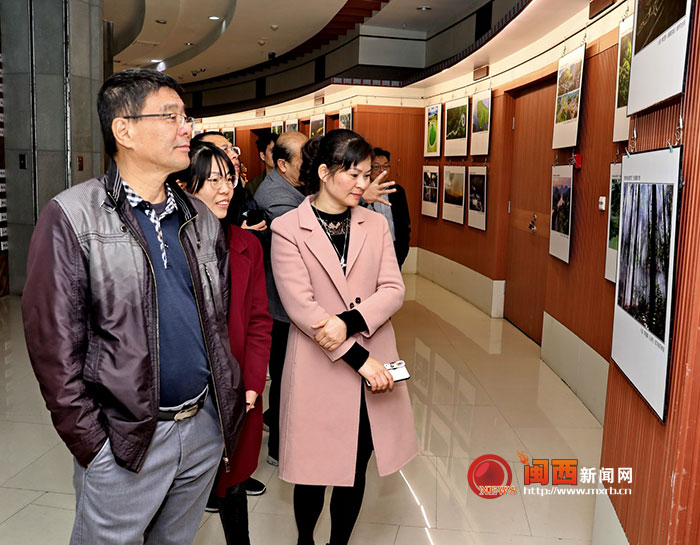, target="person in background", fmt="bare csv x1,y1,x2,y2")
22,68,246,545
254,130,309,467
181,141,272,544
246,131,278,196
194,131,267,234
369,148,411,269
270,129,417,545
